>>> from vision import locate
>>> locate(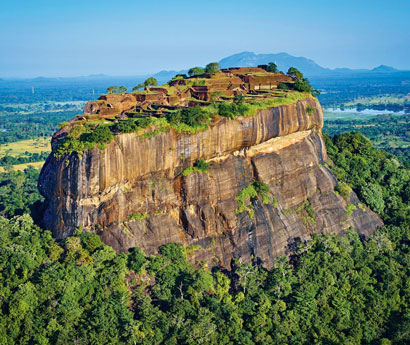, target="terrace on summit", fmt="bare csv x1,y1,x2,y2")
78,67,294,122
